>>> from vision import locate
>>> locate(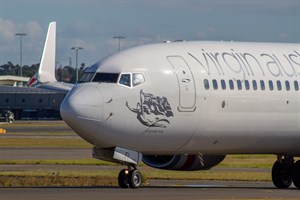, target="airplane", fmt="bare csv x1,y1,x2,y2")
59,39,300,189
27,22,72,93
32,22,299,189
